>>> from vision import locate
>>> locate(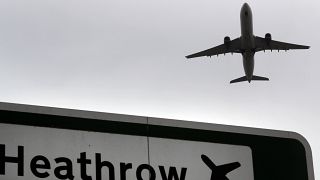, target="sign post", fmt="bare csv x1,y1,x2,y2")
0,102,314,180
